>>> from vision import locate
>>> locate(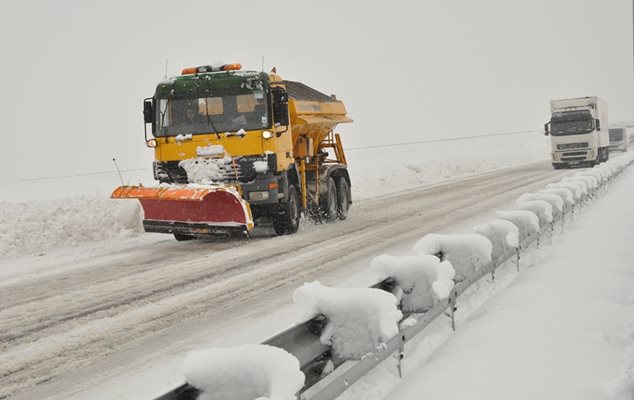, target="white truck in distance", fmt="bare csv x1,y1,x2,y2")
544,96,609,169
